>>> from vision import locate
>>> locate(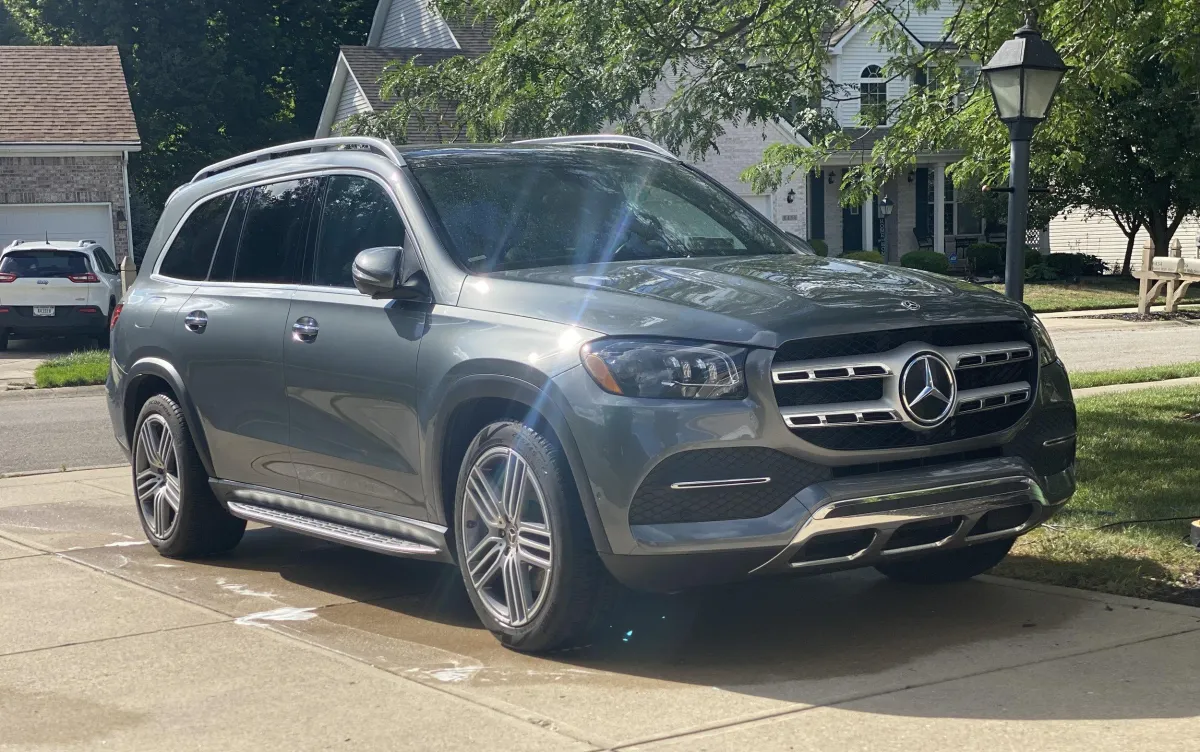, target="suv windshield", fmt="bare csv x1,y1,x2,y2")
0,250,91,278
409,149,810,272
